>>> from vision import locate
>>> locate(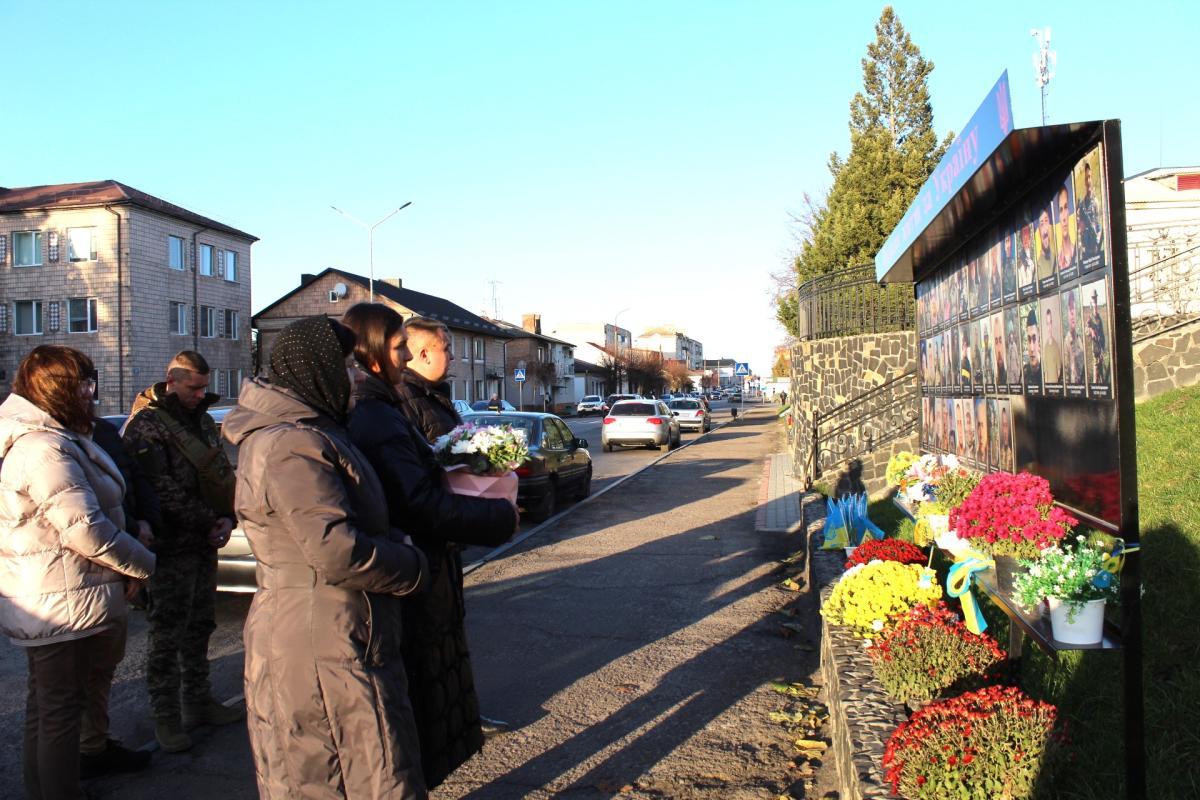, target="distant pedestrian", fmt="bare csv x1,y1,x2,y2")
0,346,155,800
780,390,787,405
123,351,243,752
223,315,429,799
343,303,519,789
487,393,502,411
